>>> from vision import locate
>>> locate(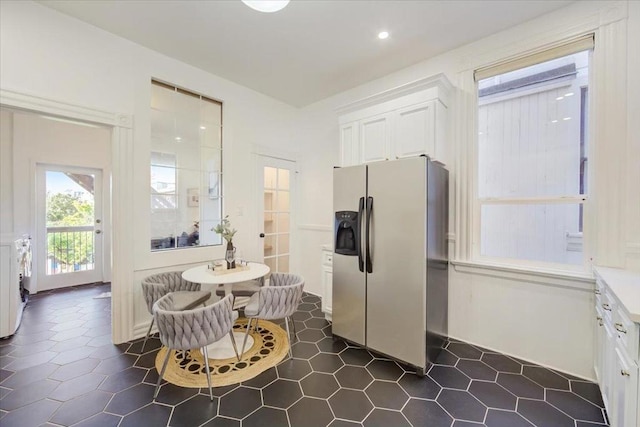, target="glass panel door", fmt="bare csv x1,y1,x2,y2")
260,158,295,274
36,165,103,290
